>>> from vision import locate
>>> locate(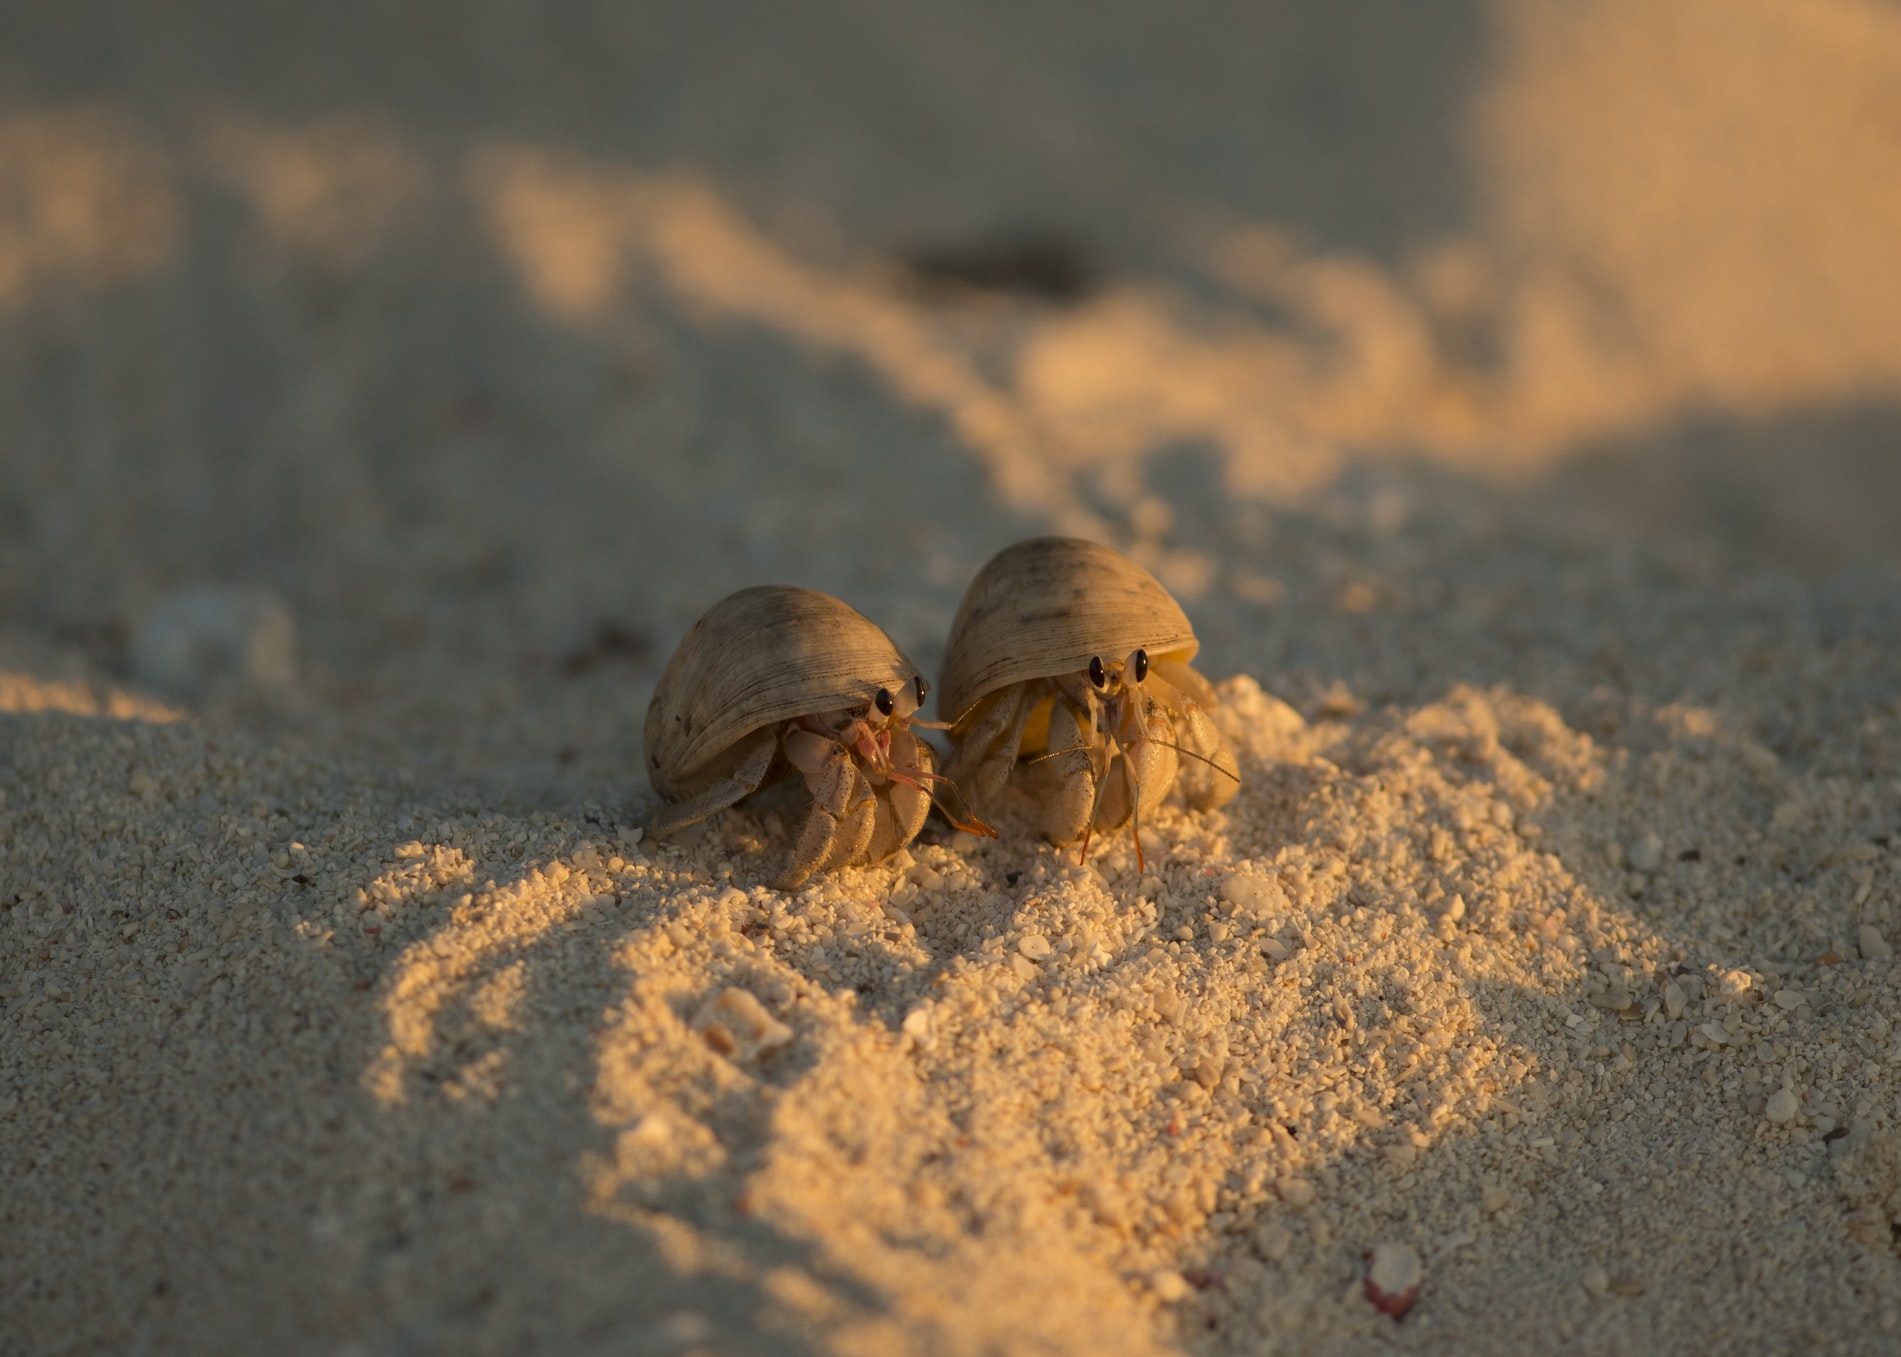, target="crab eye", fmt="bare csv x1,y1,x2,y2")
875,687,896,717
914,675,929,706
1088,656,1106,688
1132,649,1149,683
